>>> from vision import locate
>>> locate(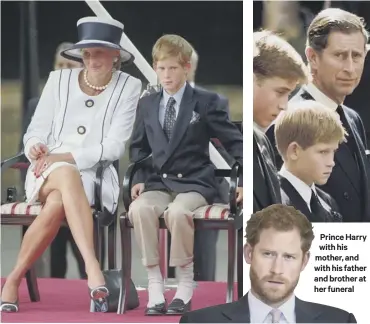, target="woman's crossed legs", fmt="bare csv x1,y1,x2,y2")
1,165,105,307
